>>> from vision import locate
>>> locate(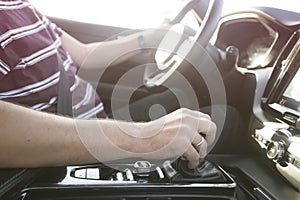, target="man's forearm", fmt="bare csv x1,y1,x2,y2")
0,101,154,168
60,31,141,69
0,100,155,168
0,100,97,168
